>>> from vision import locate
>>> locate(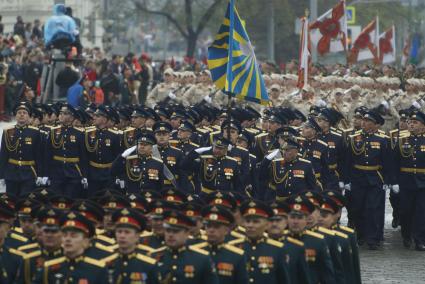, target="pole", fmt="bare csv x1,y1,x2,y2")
310,0,318,62
227,0,235,130
266,0,275,62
